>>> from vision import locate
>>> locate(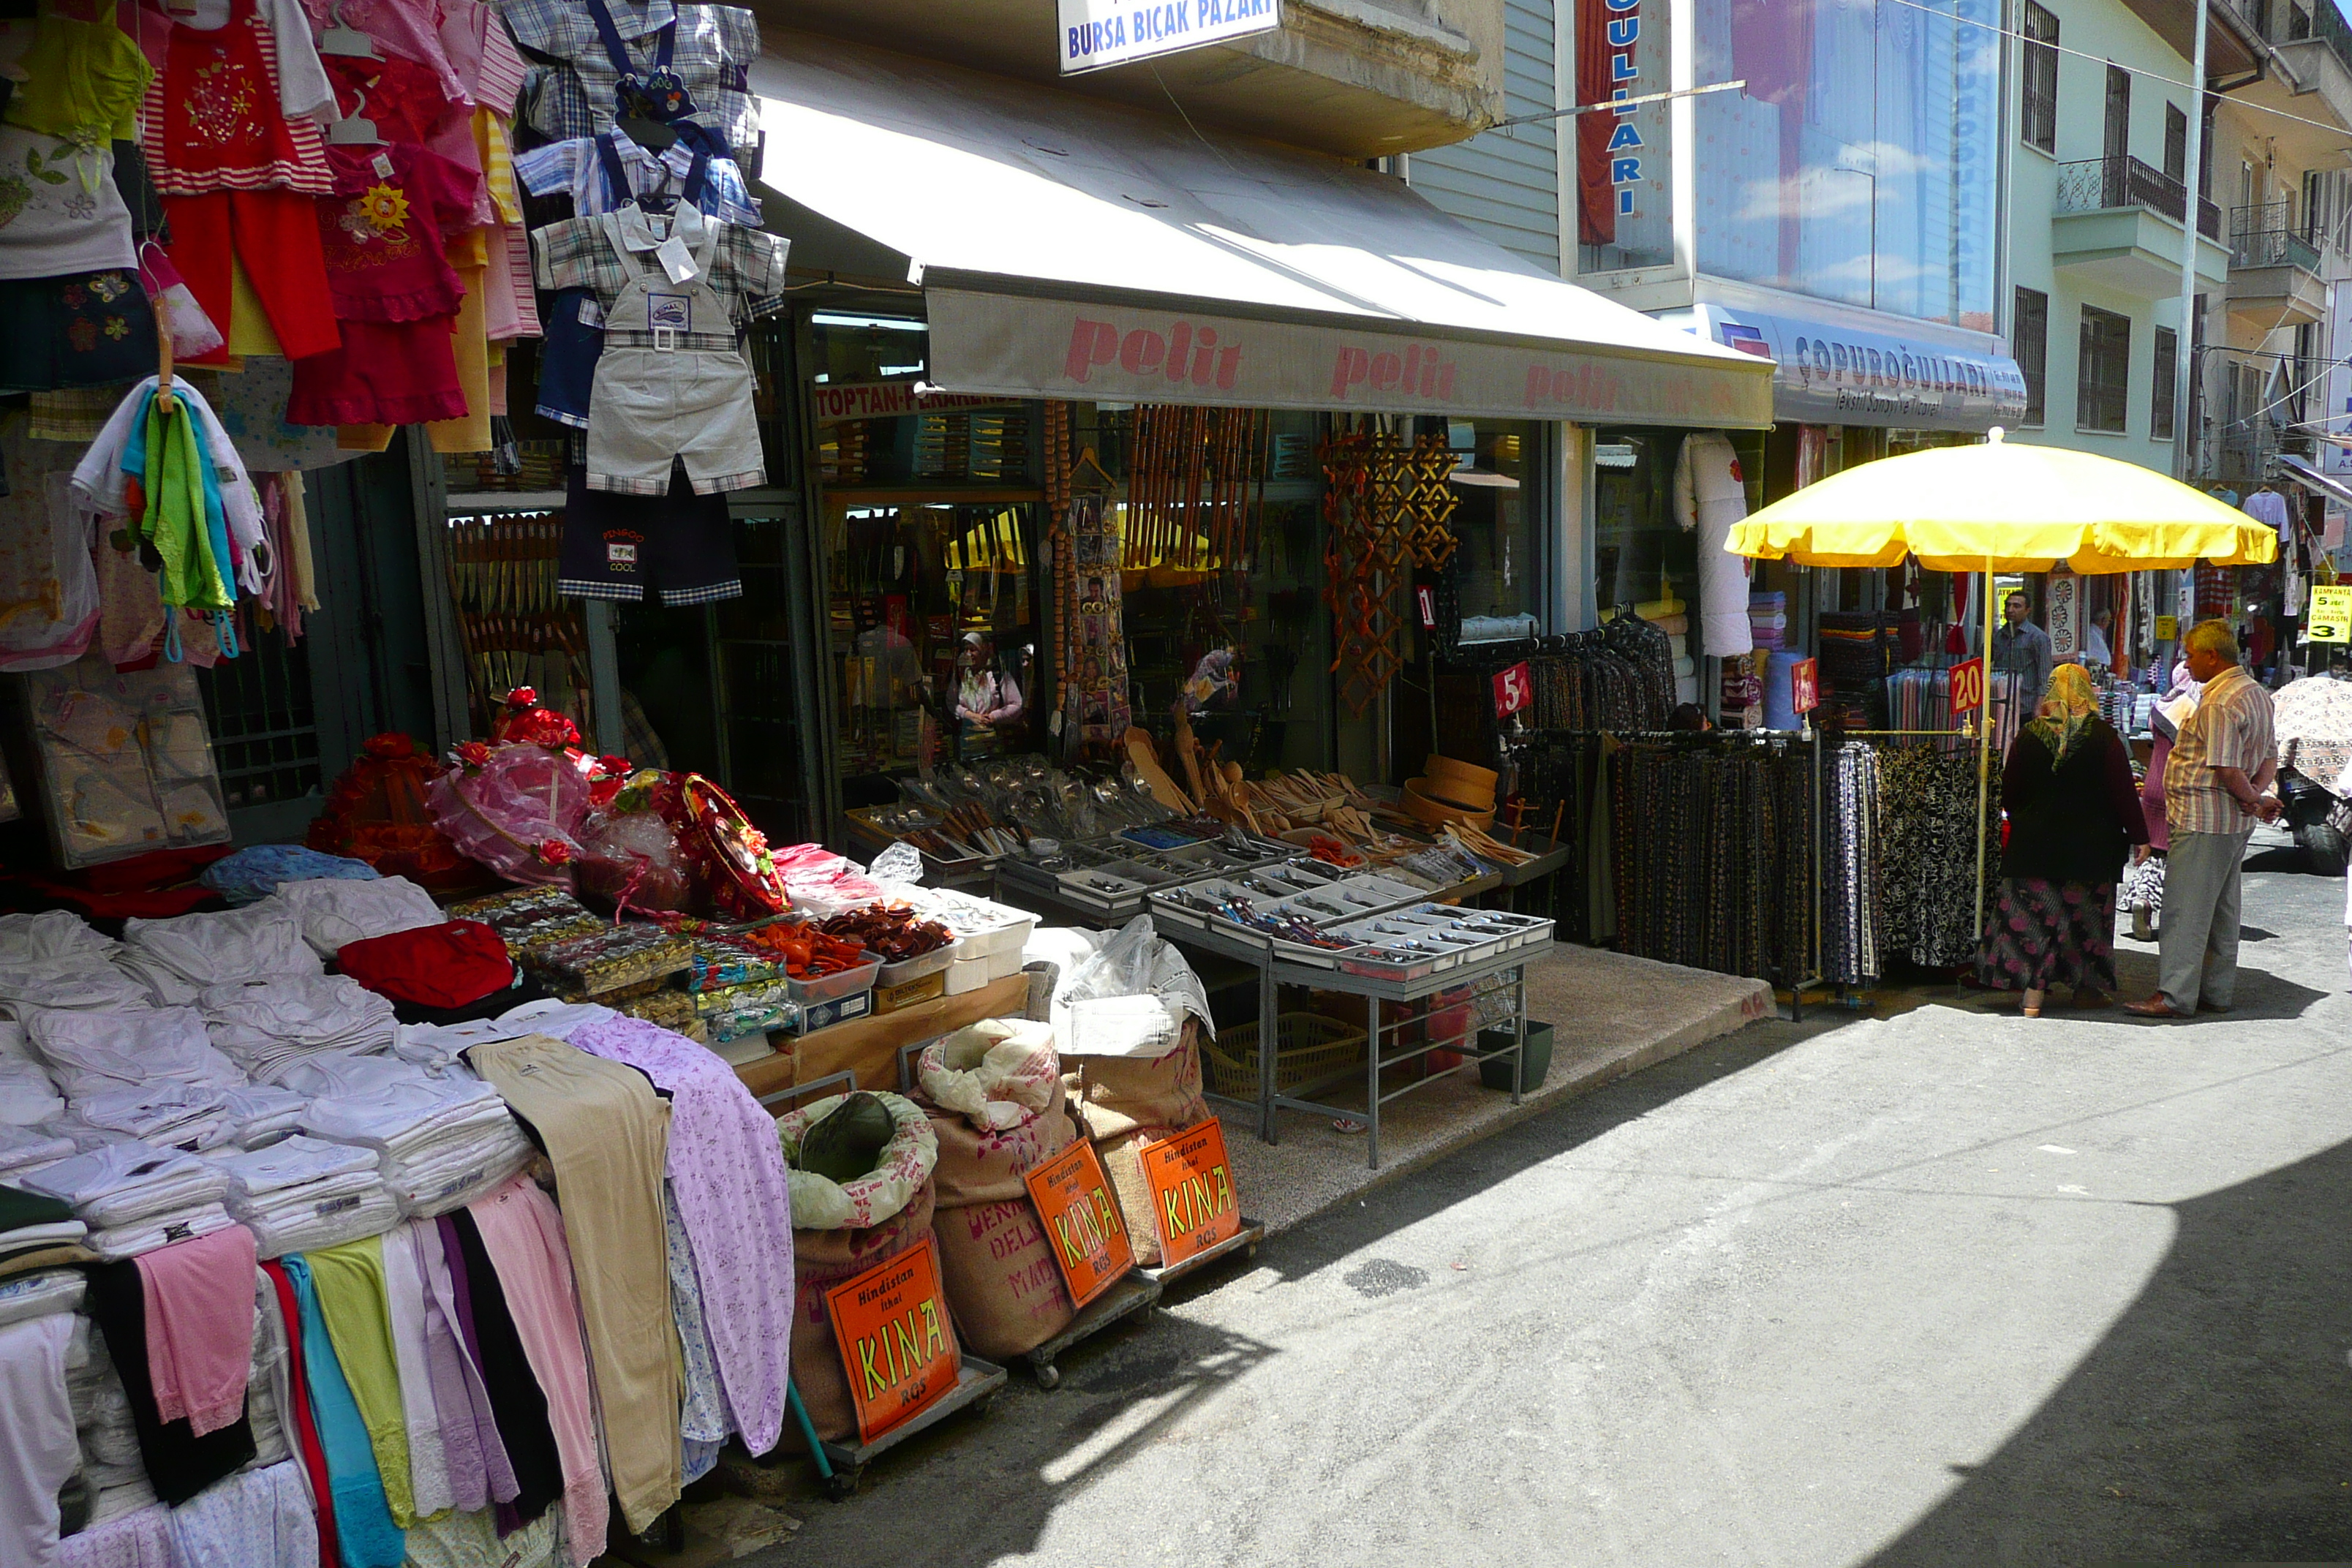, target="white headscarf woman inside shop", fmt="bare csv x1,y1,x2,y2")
954,631,1025,754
